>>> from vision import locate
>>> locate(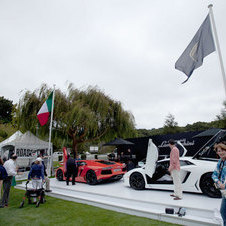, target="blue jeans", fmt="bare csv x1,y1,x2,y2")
221,196,226,226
